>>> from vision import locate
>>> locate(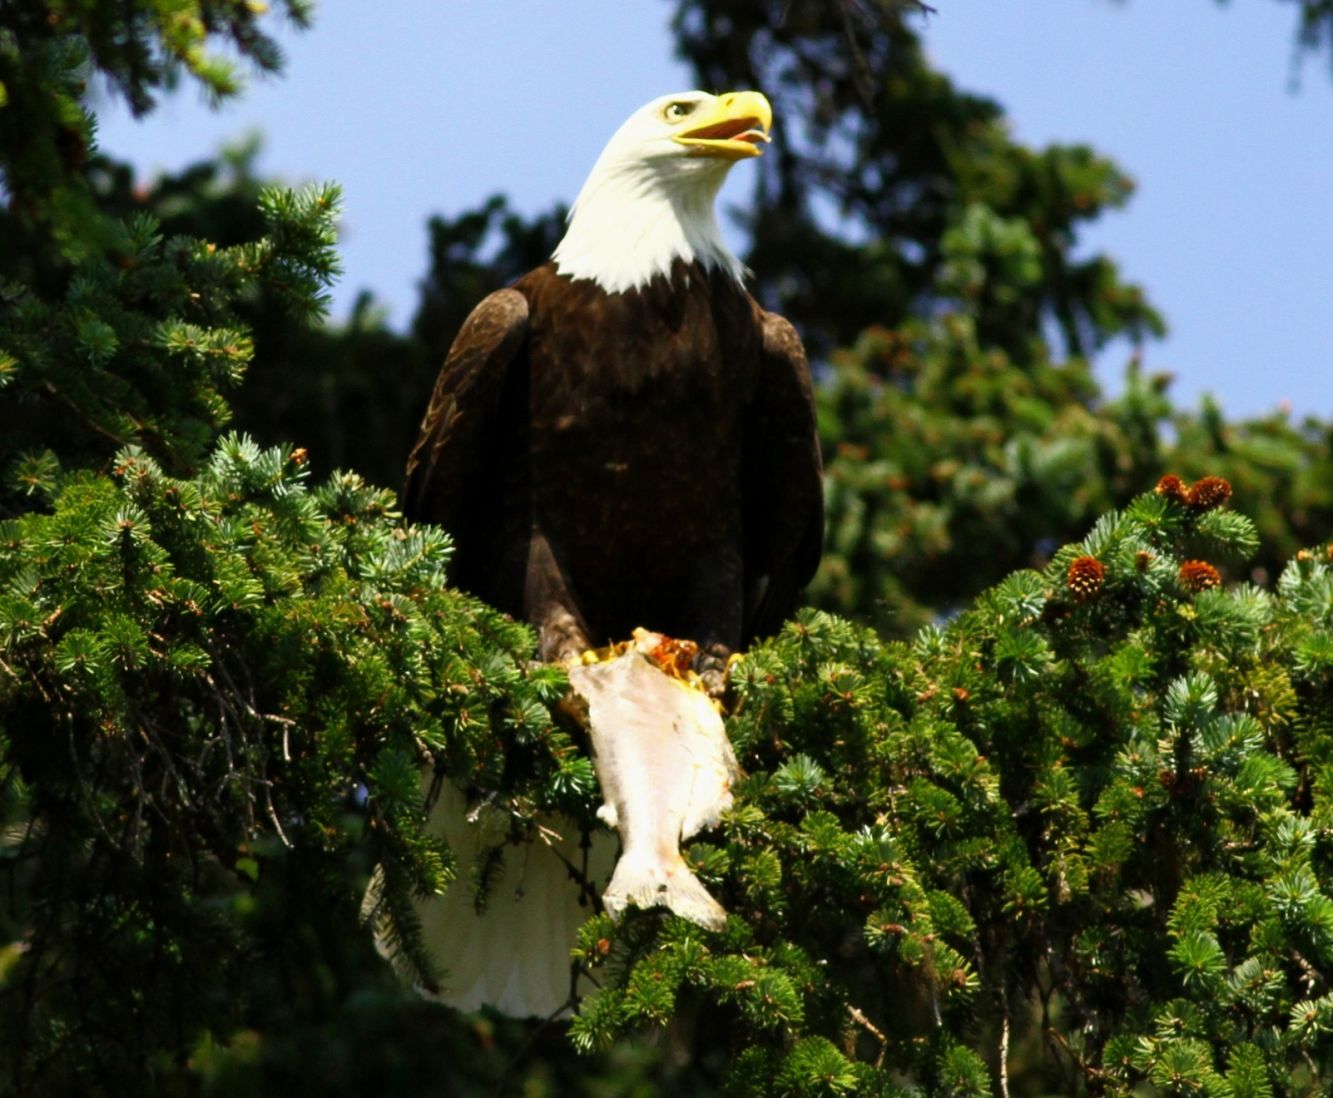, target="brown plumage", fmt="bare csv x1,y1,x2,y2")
404,258,822,667
403,90,822,673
